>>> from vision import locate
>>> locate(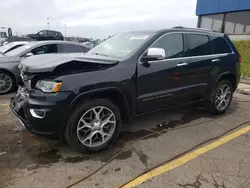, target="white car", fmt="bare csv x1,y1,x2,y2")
0,41,30,55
